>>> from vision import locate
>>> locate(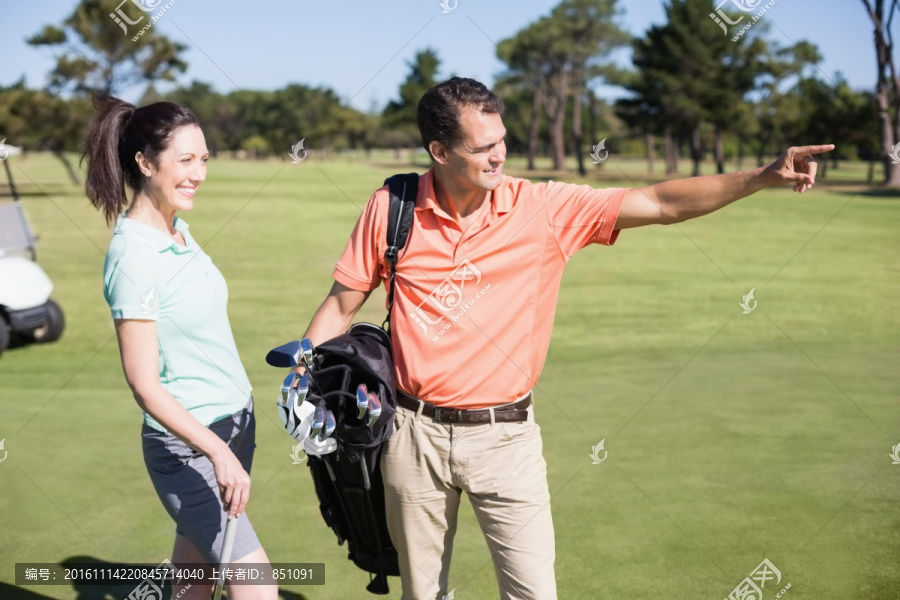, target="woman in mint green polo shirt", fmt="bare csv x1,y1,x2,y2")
83,97,276,600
